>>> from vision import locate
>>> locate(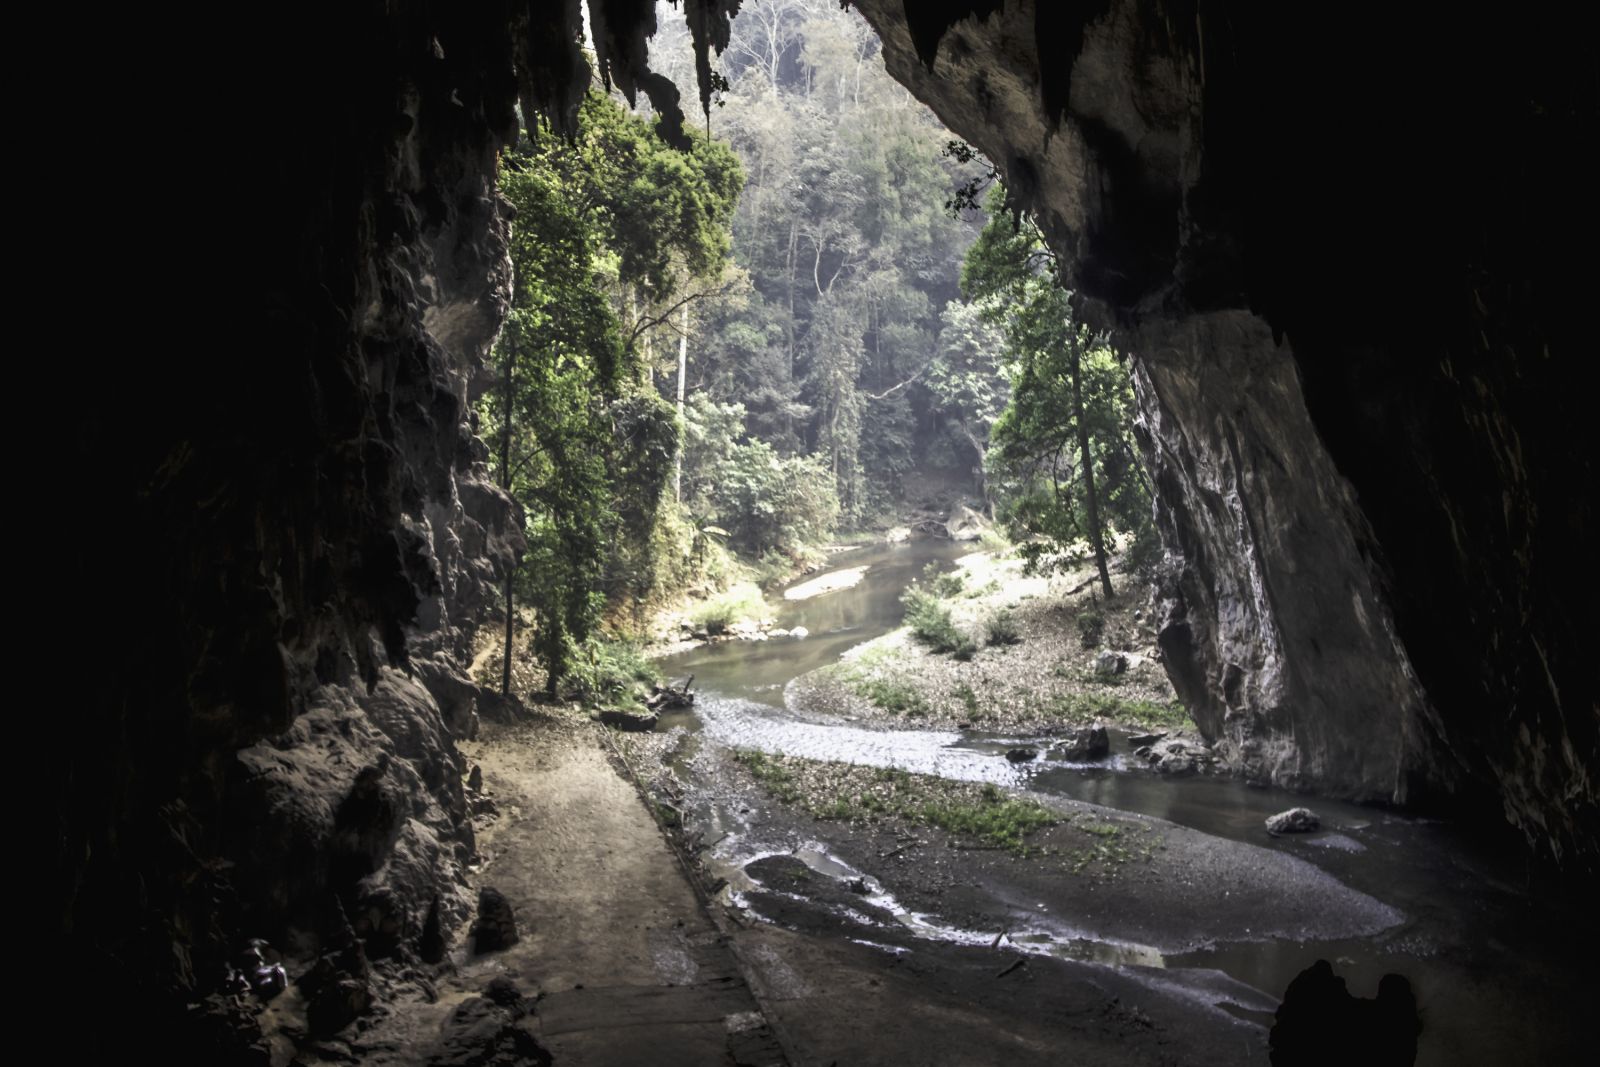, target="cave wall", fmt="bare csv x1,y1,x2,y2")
62,2,528,1021
851,0,1596,862
59,3,755,1041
